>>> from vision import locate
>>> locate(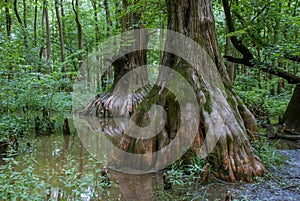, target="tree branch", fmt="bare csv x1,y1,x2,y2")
225,56,300,84
222,0,254,61
13,0,22,25
250,5,268,22
224,56,252,66
285,54,300,62
222,0,300,84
